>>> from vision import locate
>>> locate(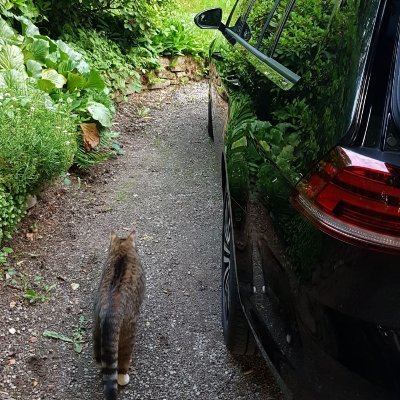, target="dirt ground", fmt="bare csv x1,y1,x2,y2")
0,82,281,400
